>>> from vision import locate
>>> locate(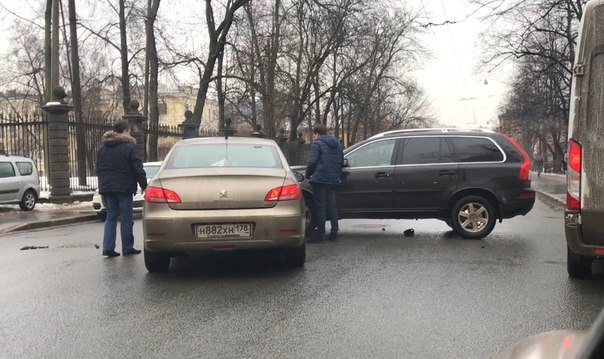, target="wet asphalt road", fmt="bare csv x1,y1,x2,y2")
1,200,604,359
